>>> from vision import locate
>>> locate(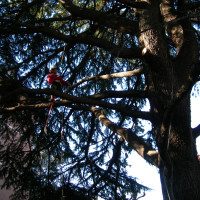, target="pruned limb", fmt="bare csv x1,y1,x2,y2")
90,107,160,167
